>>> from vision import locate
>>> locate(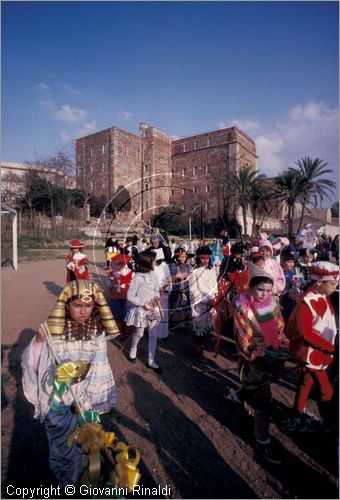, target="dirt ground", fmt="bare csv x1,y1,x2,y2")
1,251,339,499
